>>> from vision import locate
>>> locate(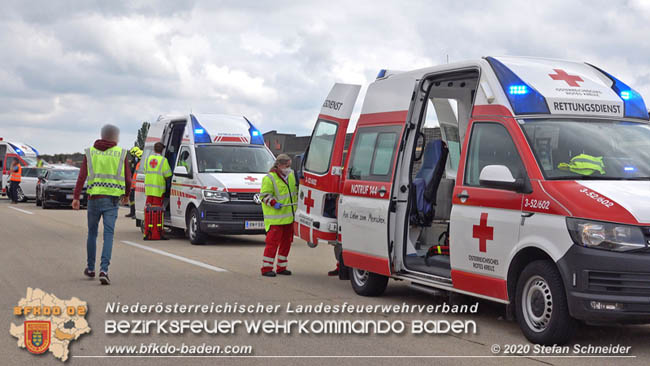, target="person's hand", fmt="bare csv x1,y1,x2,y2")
72,199,80,210
273,202,282,209
120,195,129,206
